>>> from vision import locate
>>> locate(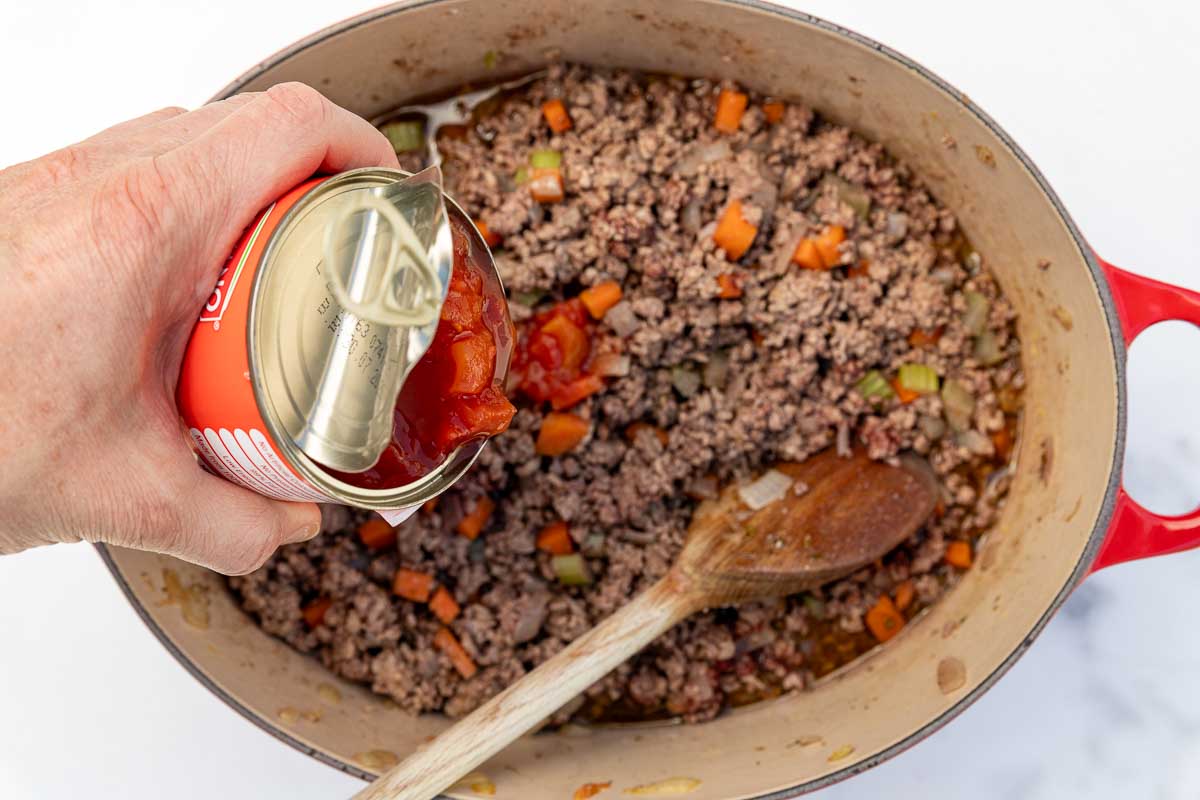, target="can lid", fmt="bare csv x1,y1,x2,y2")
256,167,453,474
